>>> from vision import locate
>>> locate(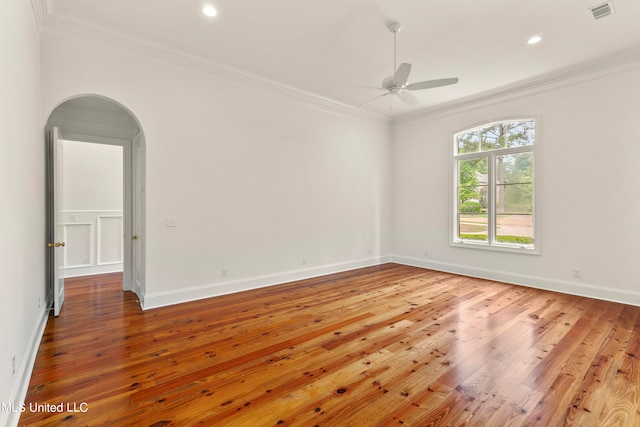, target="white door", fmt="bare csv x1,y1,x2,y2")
48,127,65,316
132,132,145,300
